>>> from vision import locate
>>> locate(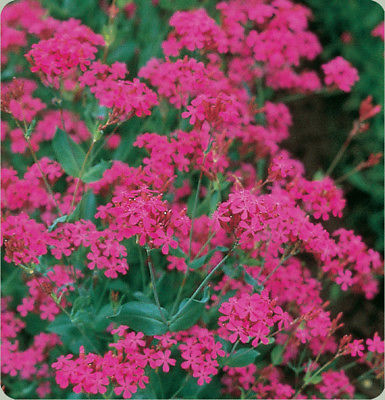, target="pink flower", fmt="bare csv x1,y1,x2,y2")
154,350,176,372
154,228,178,255
162,9,228,56
25,18,105,88
372,21,384,41
218,292,281,348
317,370,354,398
322,56,359,92
366,332,384,354
348,339,365,357
335,270,354,291
114,375,138,398
179,326,224,385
